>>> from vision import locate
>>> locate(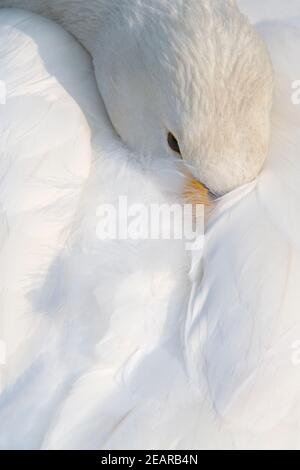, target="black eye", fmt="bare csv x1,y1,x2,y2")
168,132,181,155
